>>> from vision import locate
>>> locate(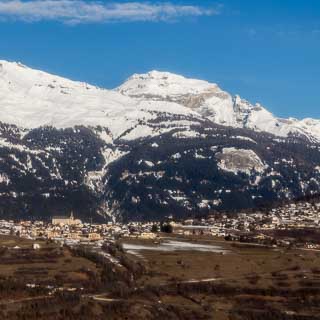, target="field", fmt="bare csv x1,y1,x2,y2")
0,235,98,292
120,236,320,284
118,236,320,319
1,234,320,319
